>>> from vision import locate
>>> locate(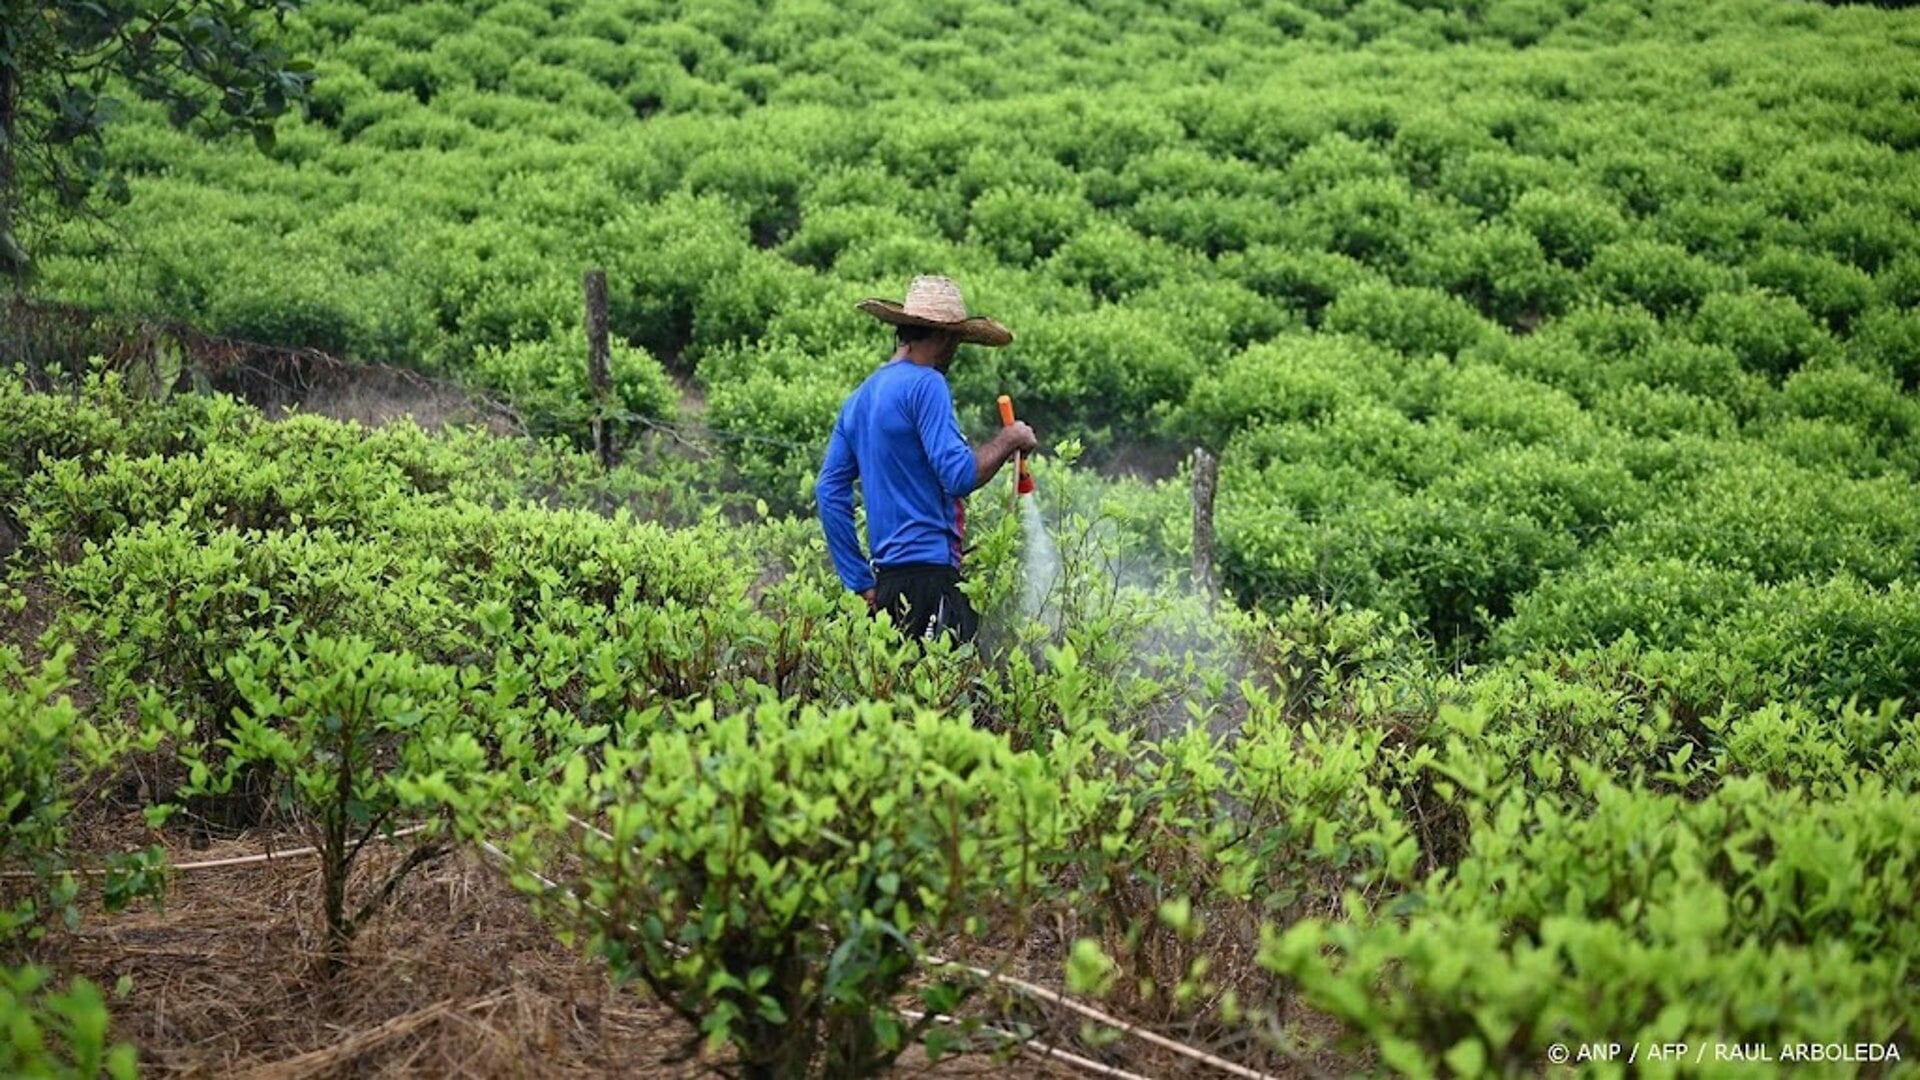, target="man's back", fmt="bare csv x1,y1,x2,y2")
821,358,977,583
